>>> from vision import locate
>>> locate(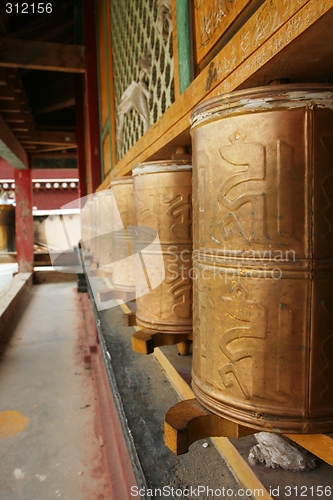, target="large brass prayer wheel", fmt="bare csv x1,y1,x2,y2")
190,84,333,433
133,161,192,333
